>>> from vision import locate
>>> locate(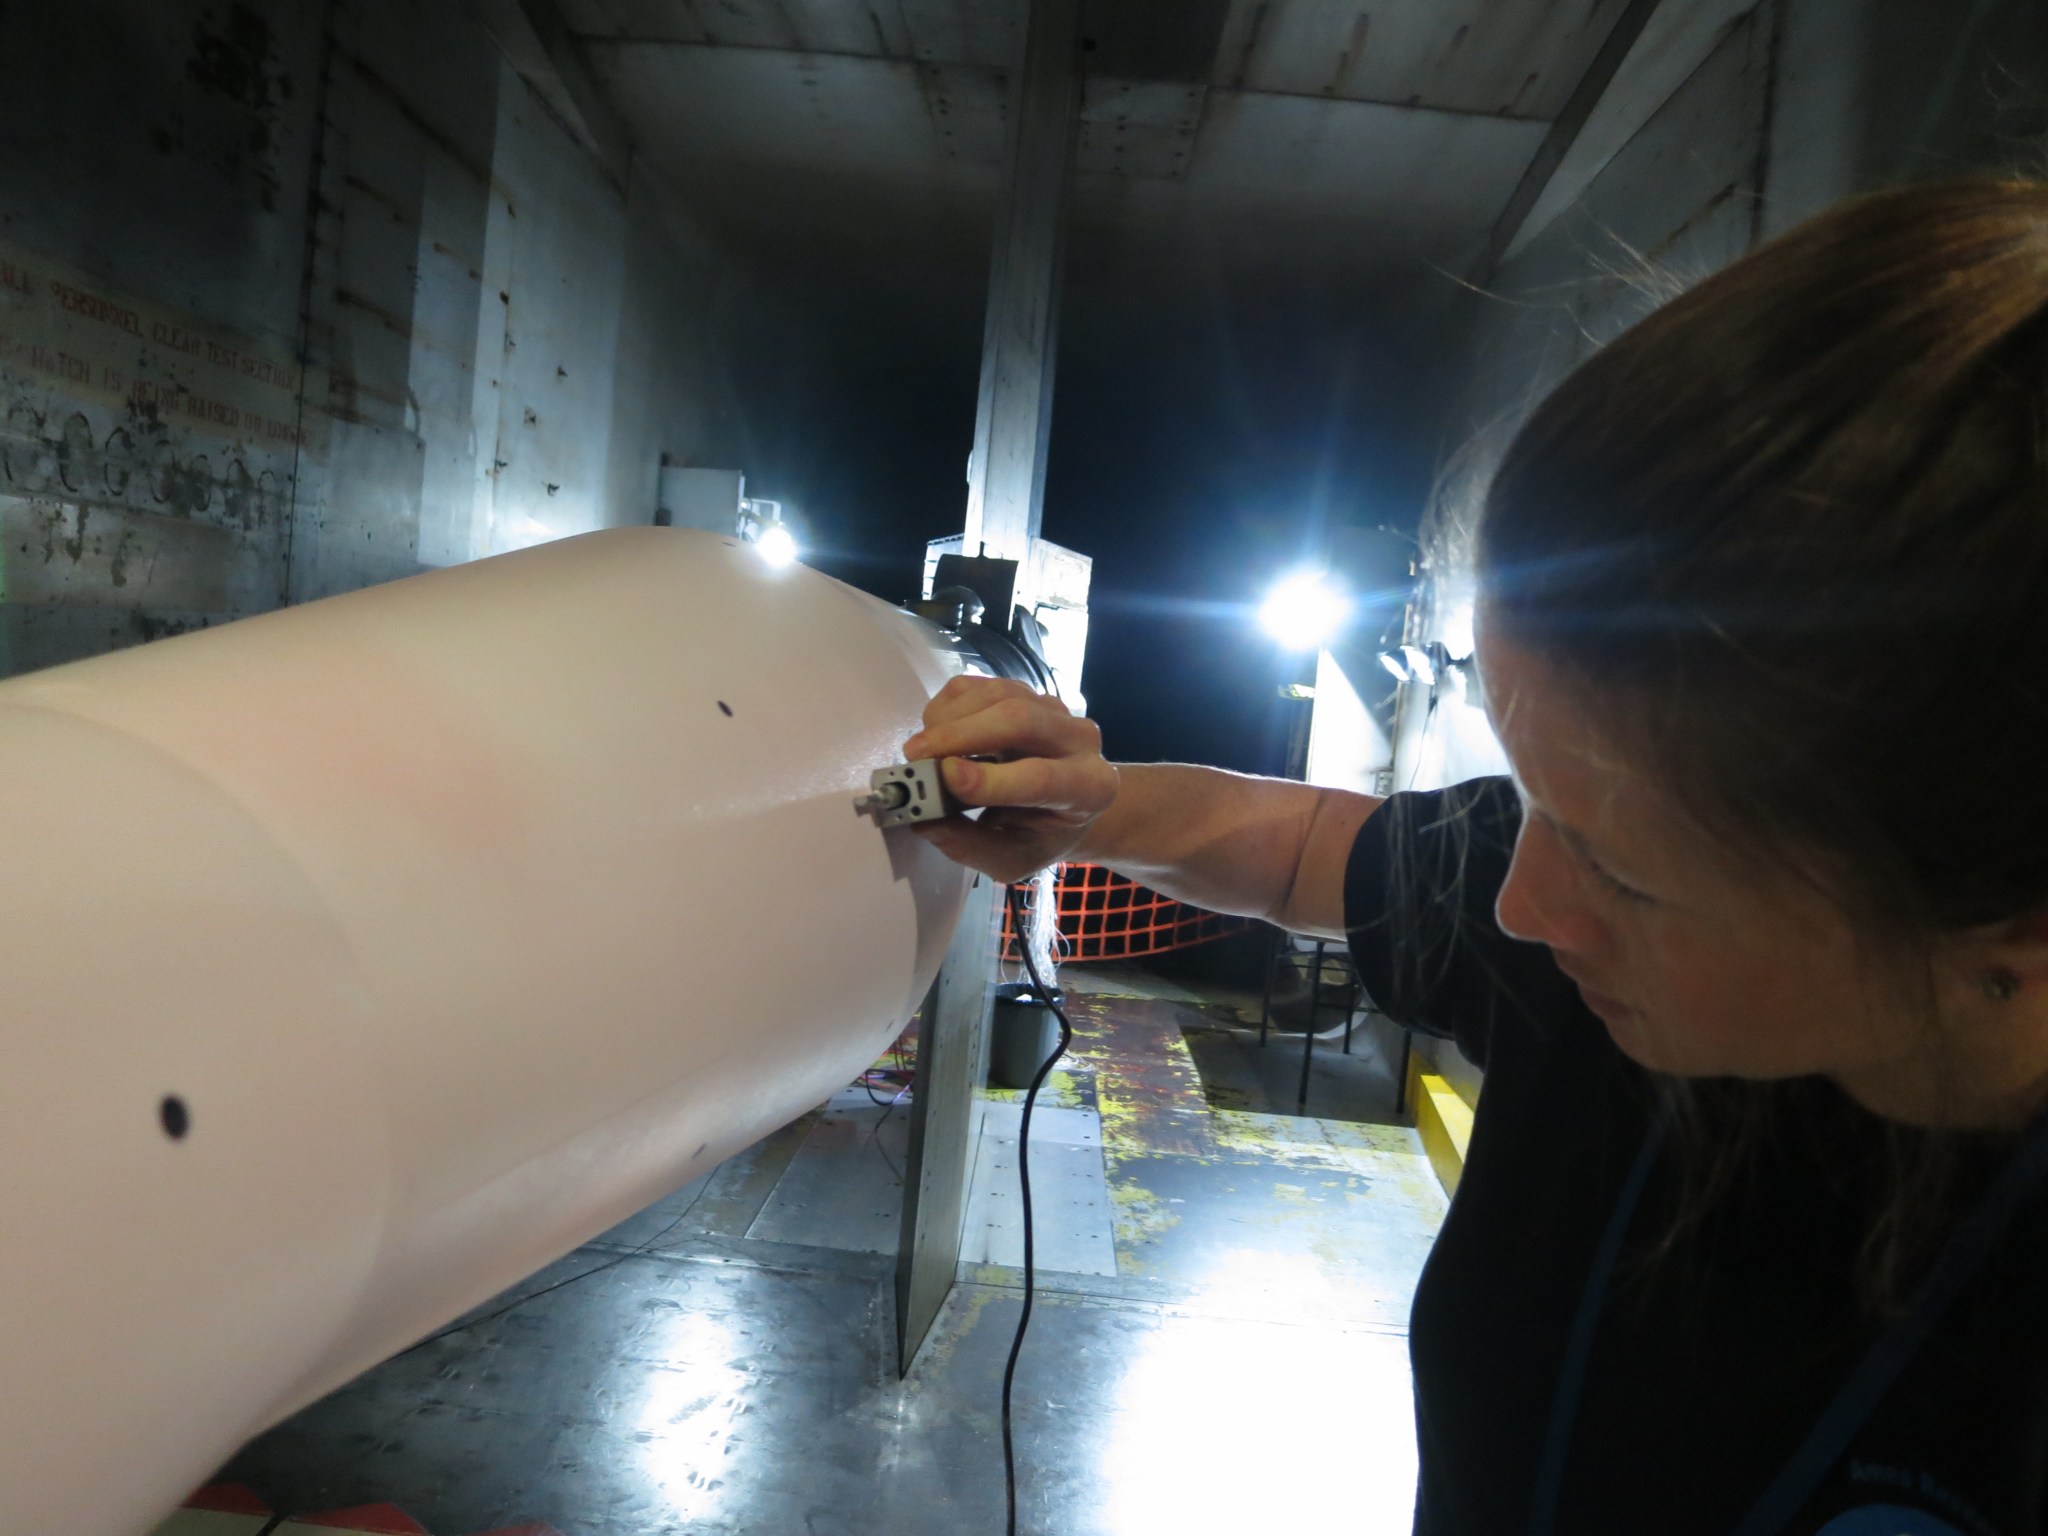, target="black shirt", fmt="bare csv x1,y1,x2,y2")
1343,777,2048,1536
